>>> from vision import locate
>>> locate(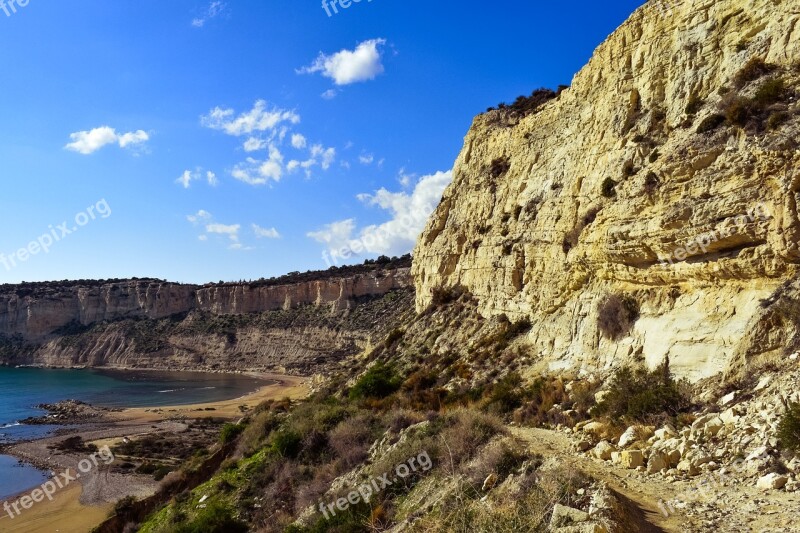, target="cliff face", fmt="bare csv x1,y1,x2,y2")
194,271,408,315
0,281,198,342
0,269,410,343
413,0,800,381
